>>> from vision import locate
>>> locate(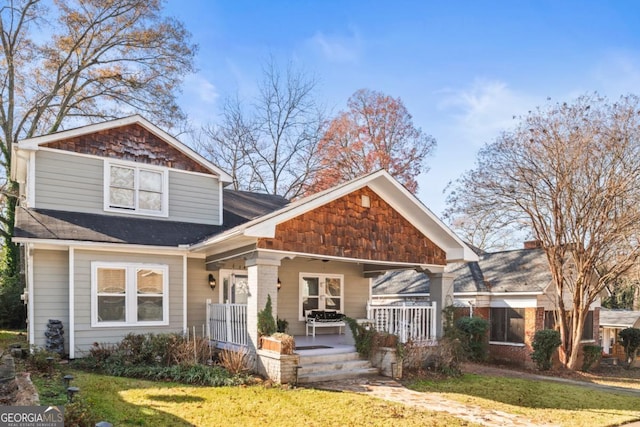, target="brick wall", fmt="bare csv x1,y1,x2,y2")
257,351,300,384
